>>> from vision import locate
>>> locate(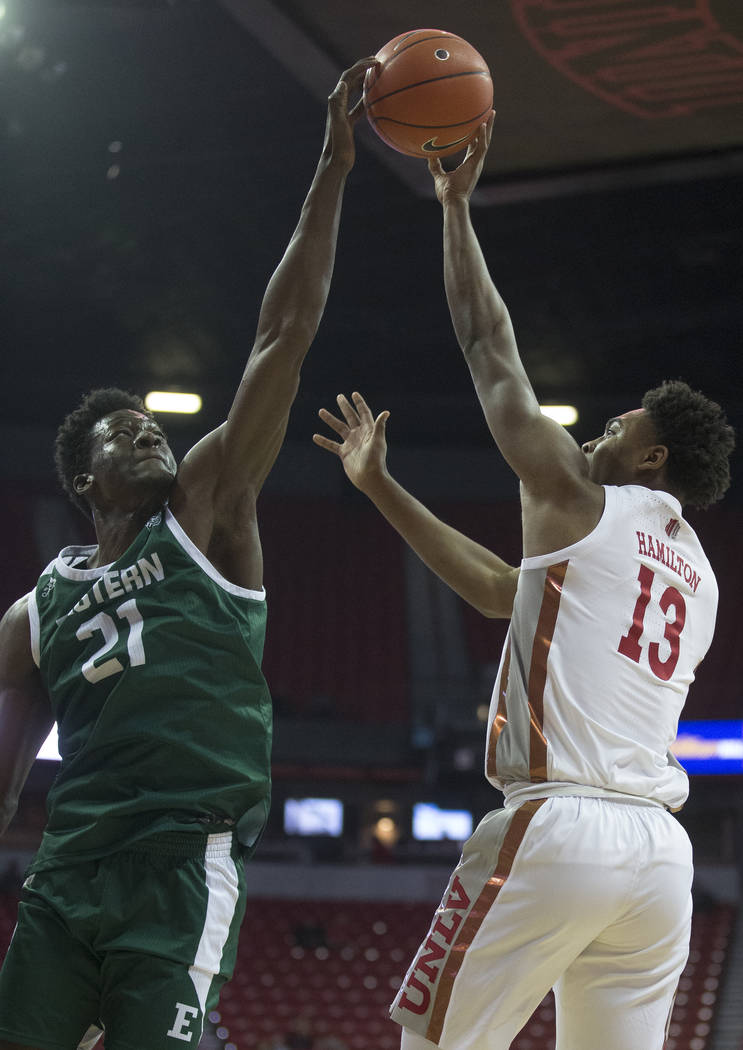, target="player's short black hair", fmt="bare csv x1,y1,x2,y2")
642,380,735,509
55,388,151,516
